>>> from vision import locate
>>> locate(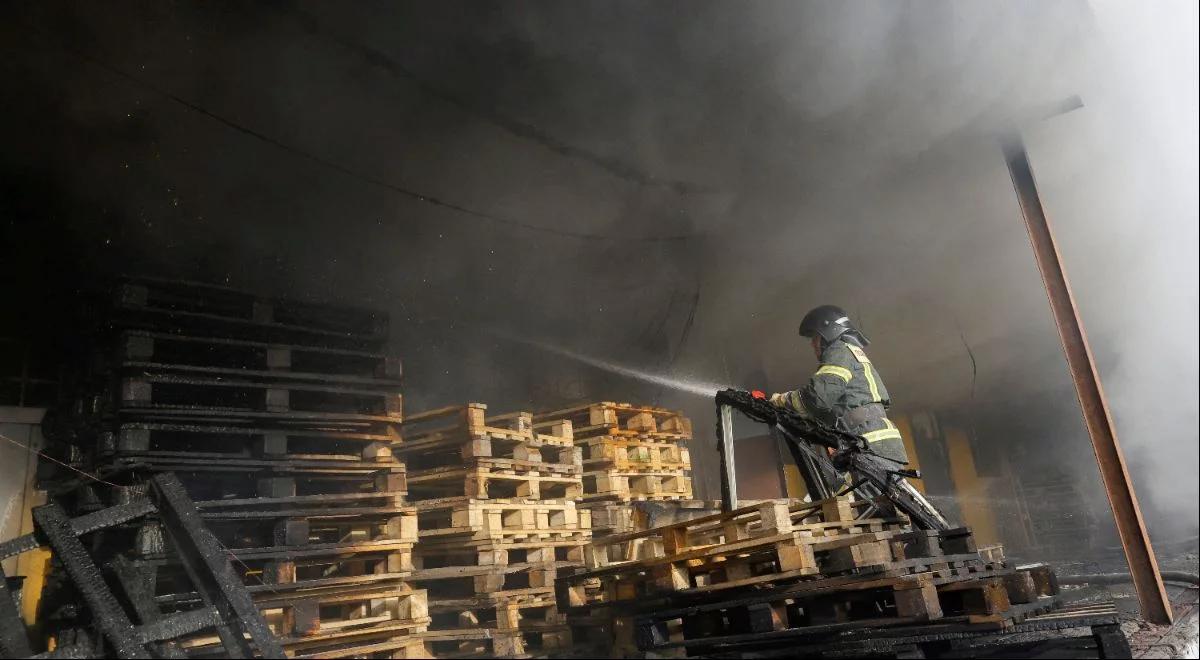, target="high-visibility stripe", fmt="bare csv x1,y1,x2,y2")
863,427,902,443
862,362,882,403
845,344,882,402
815,365,853,382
